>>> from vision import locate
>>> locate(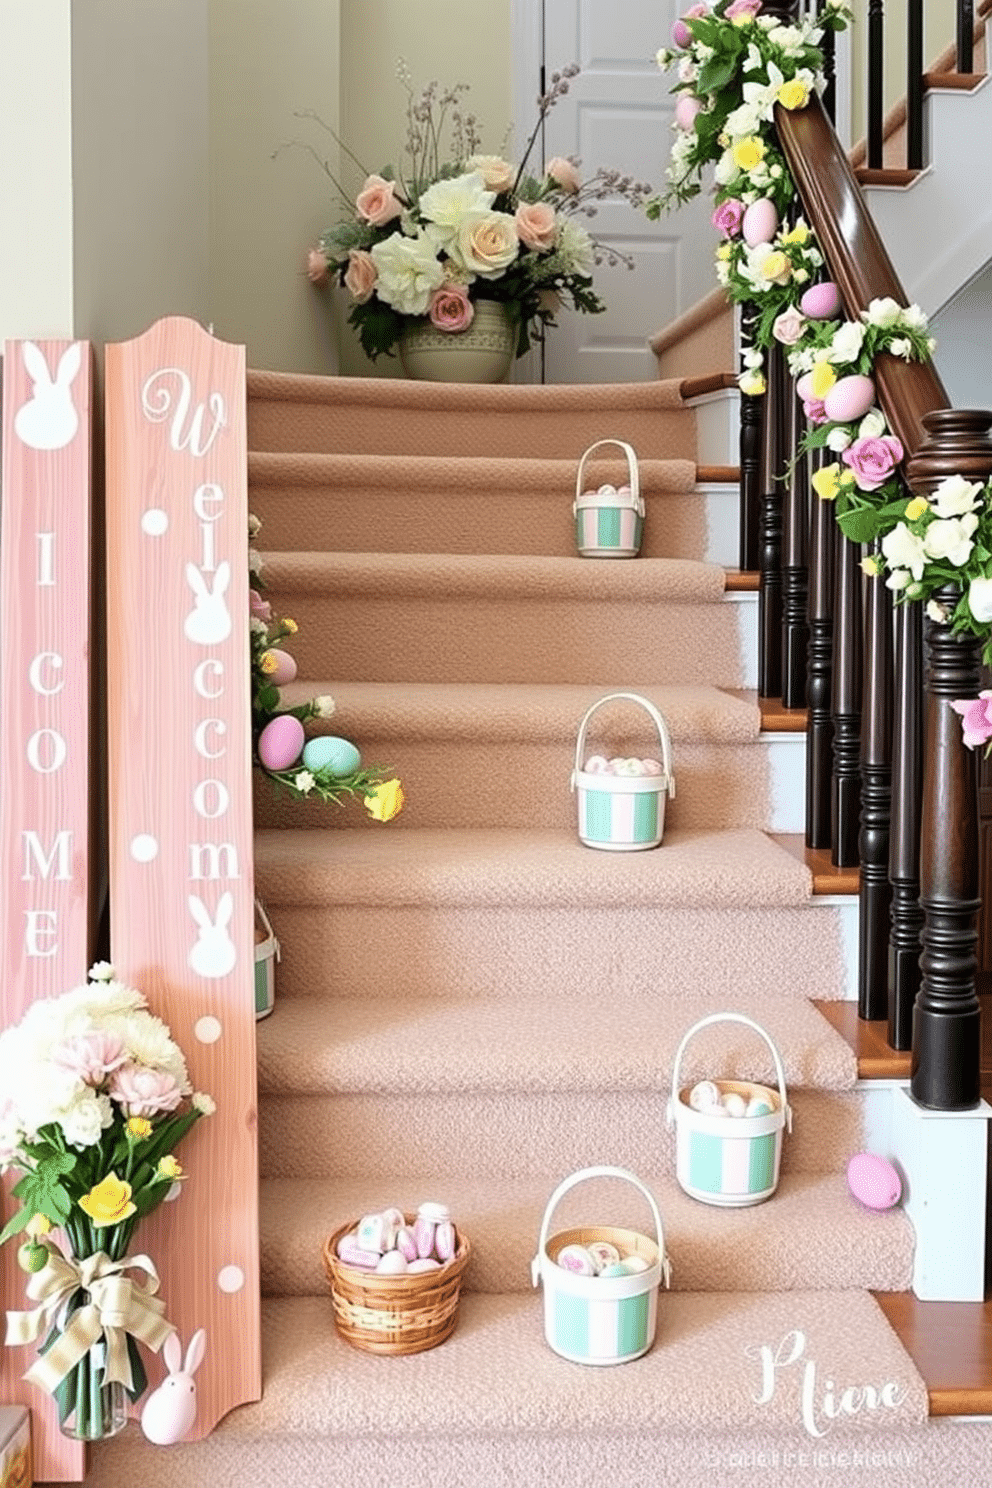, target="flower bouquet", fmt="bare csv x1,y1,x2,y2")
0,965,213,1440
296,63,652,362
